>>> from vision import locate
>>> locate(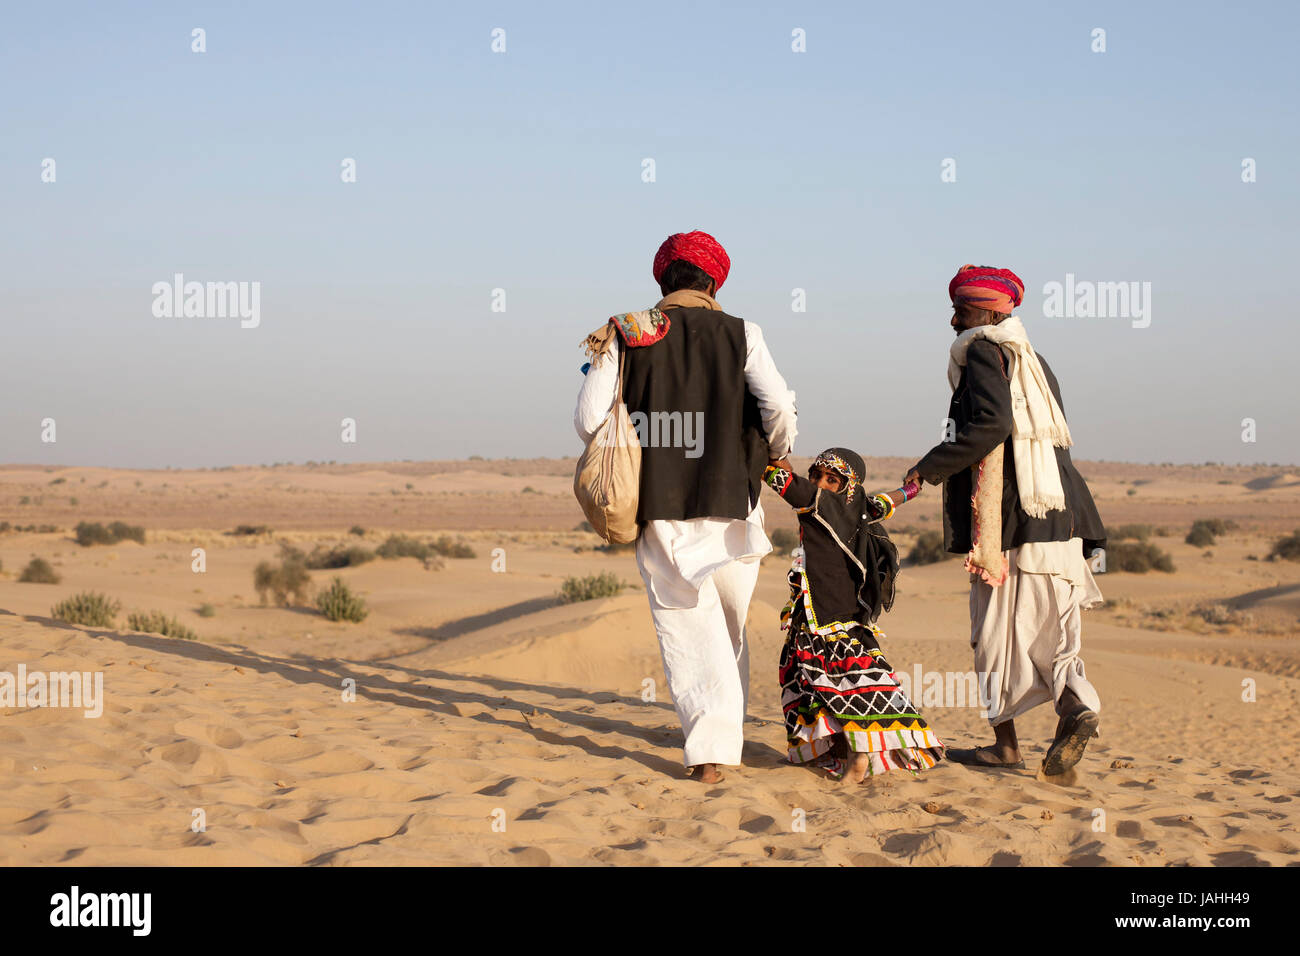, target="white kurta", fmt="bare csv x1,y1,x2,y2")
574,319,798,766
